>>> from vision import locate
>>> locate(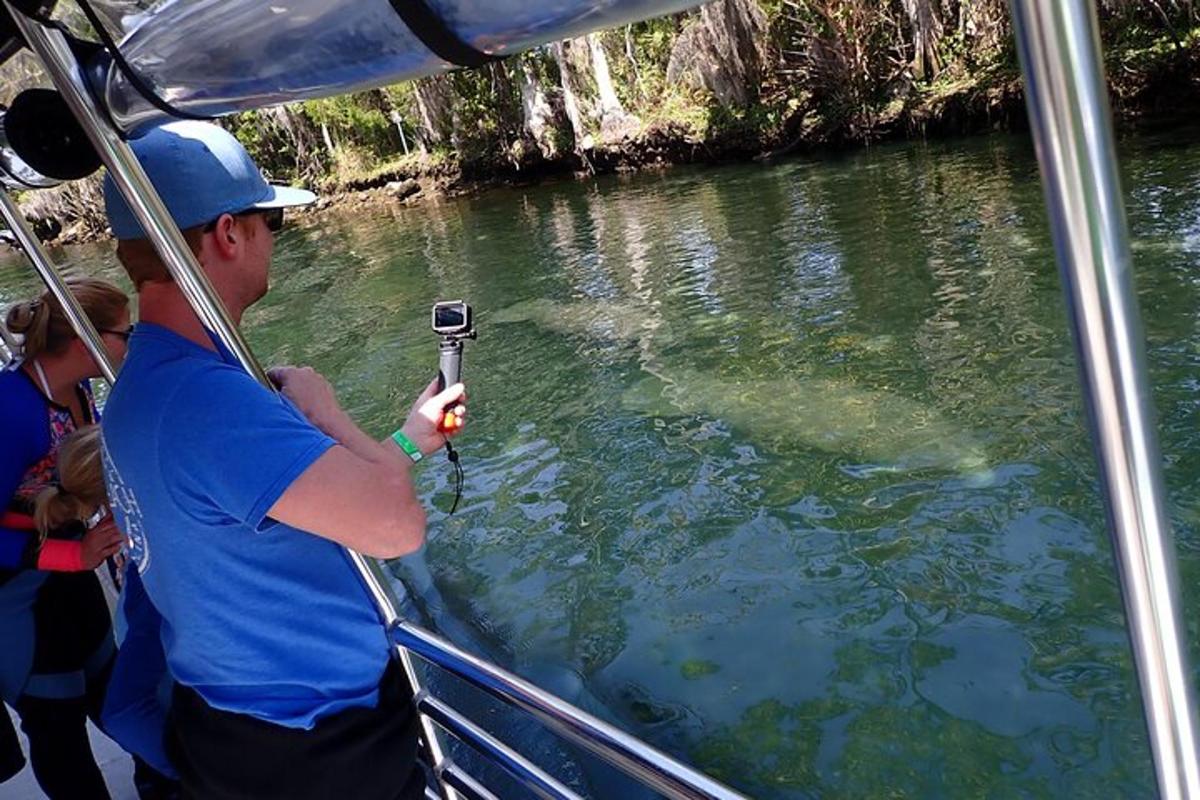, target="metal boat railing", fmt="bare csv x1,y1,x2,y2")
5,0,1199,797
395,621,747,799
6,7,748,799
1010,2,1200,797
